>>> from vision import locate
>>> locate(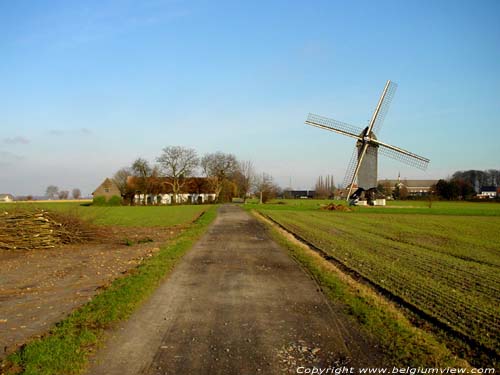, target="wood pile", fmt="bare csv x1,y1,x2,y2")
320,203,352,212
0,210,98,250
